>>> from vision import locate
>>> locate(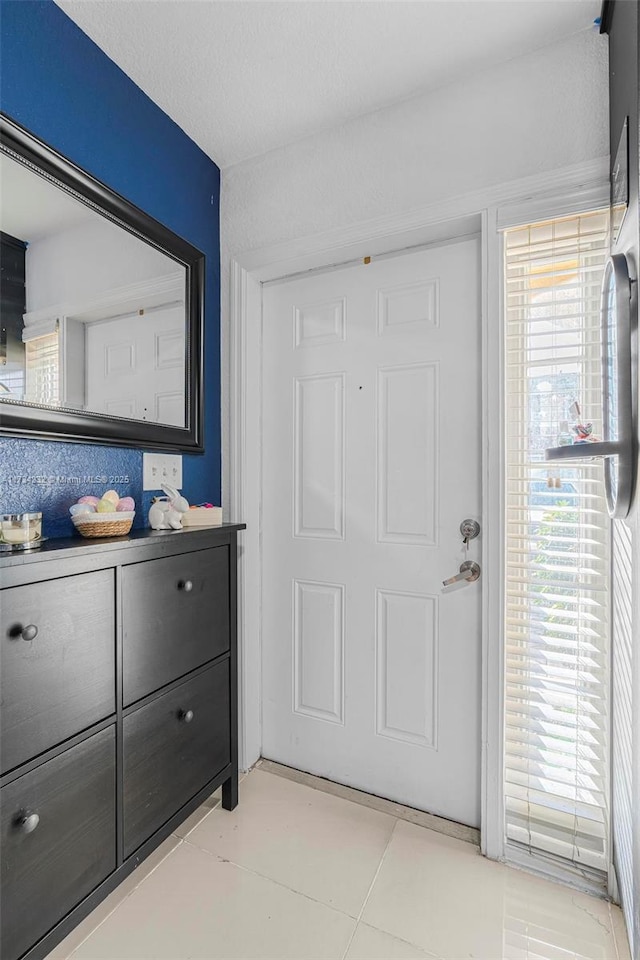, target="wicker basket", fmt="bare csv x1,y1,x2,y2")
72,511,134,539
